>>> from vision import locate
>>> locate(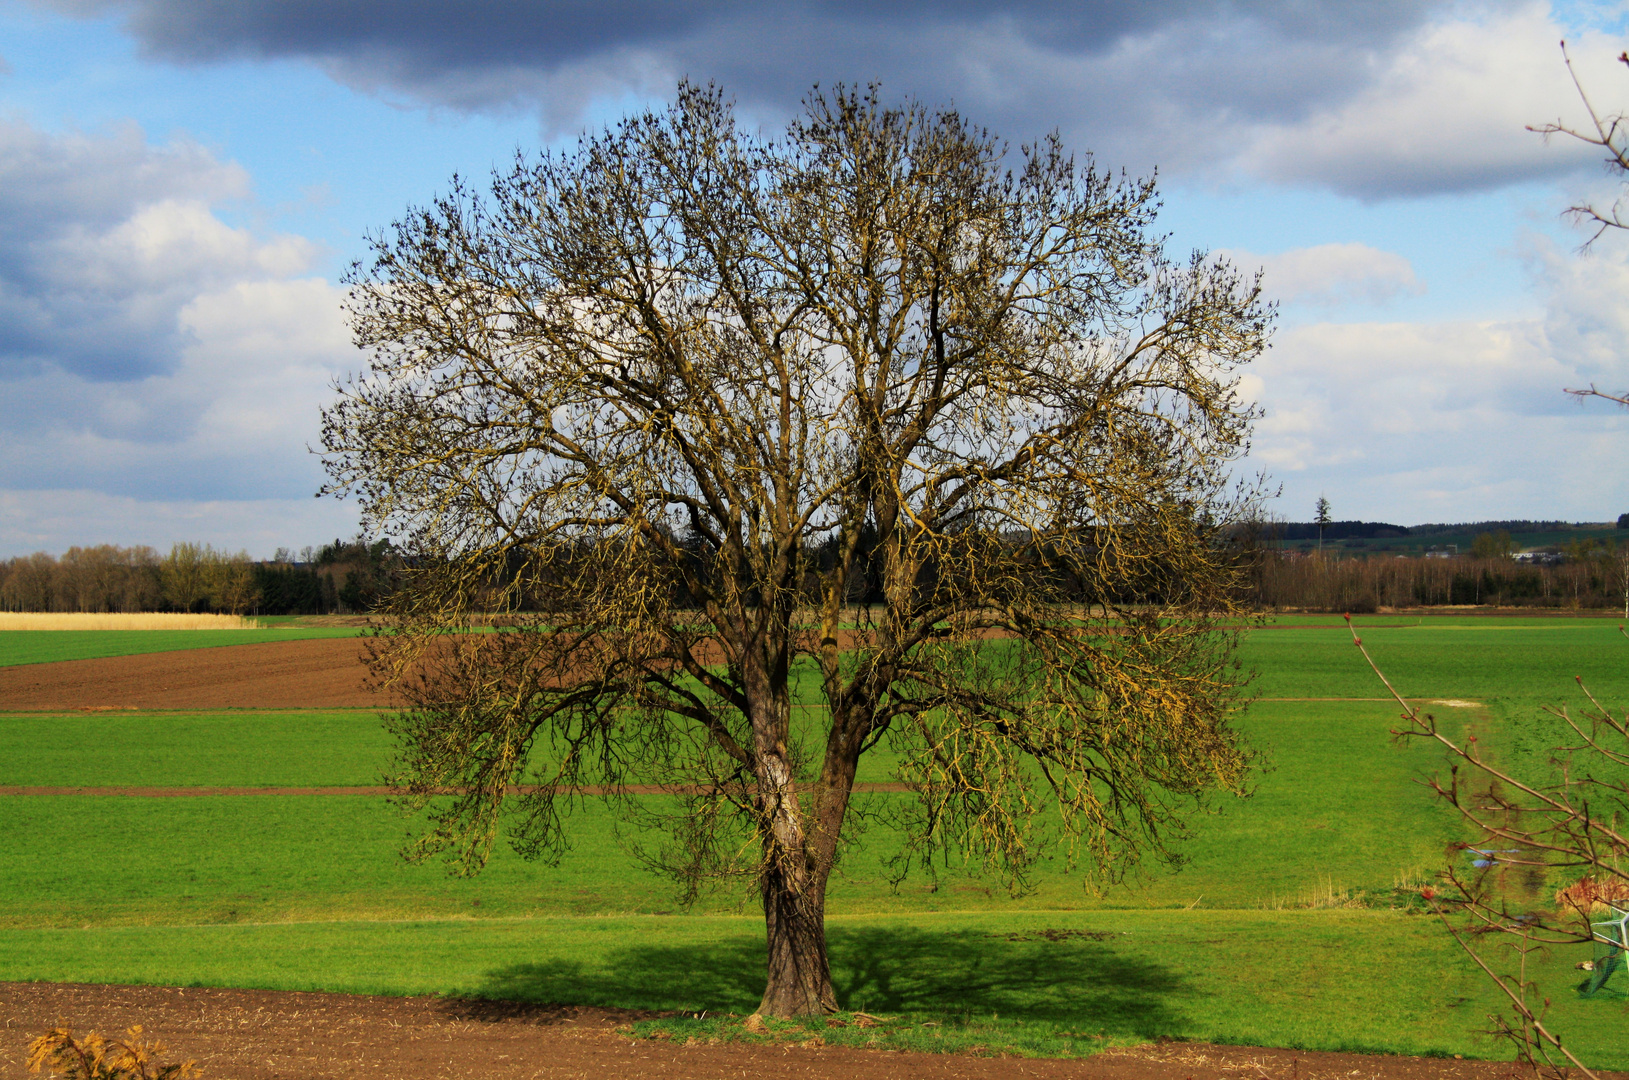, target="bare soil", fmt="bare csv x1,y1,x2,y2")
0,629,930,712
0,638,1447,716
0,783,916,796
0,982,1566,1080
0,639,388,711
